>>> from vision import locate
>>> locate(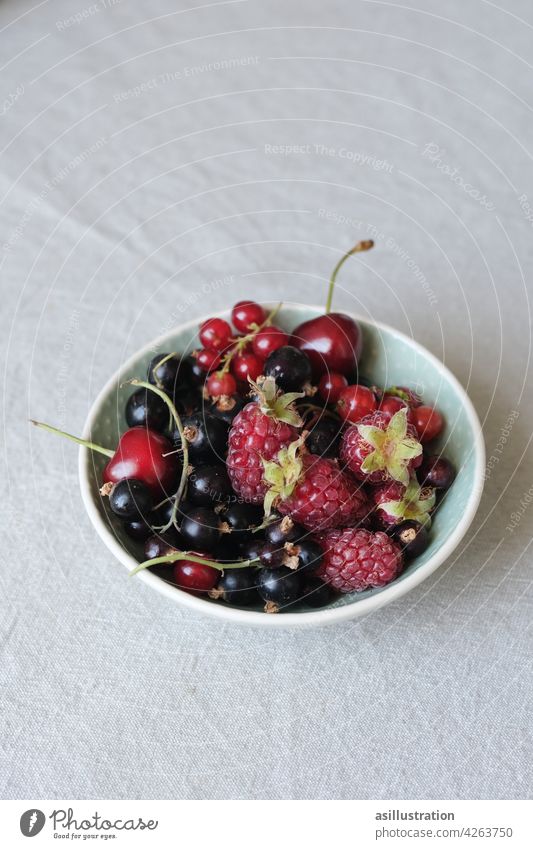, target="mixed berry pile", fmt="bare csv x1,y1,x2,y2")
34,243,456,614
